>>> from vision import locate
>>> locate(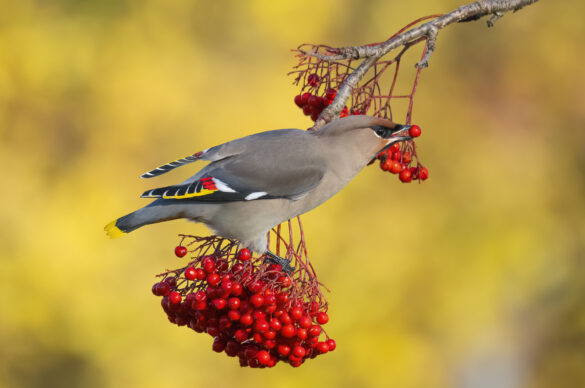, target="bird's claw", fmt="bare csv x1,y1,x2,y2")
263,251,295,275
